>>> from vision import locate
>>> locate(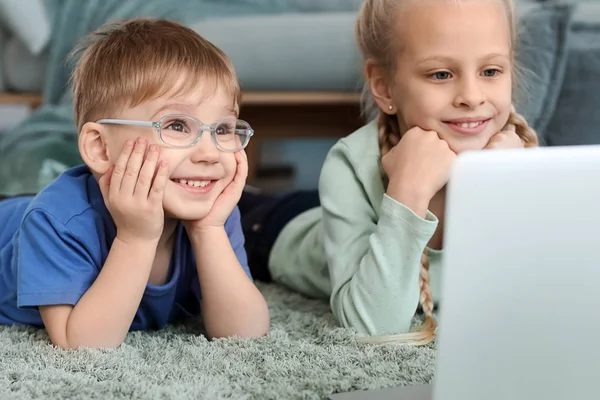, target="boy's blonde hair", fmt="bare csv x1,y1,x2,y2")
70,18,241,131
355,0,538,346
